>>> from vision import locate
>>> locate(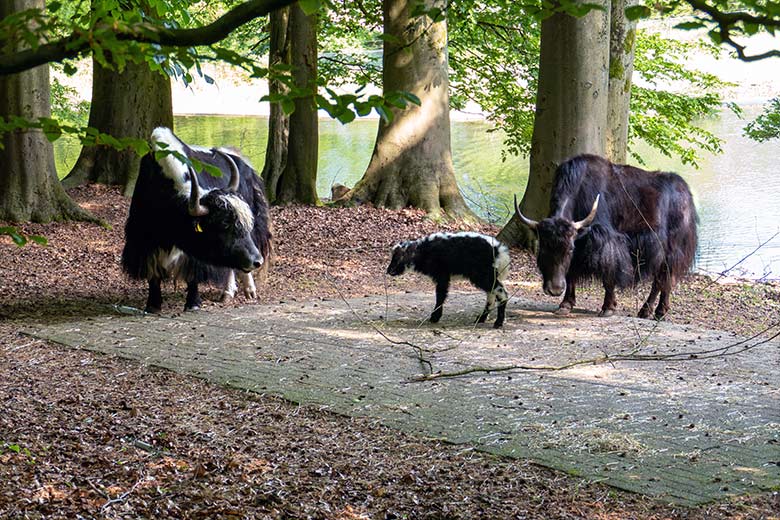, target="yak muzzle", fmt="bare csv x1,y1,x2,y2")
543,279,566,297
